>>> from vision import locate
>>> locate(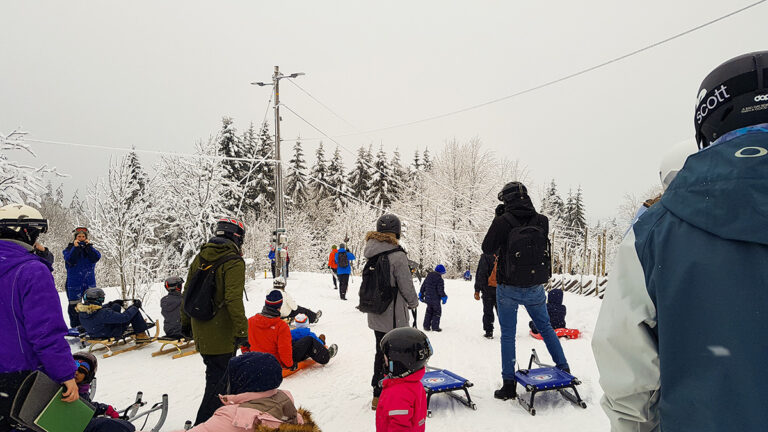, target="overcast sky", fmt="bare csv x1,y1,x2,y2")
2,0,766,220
